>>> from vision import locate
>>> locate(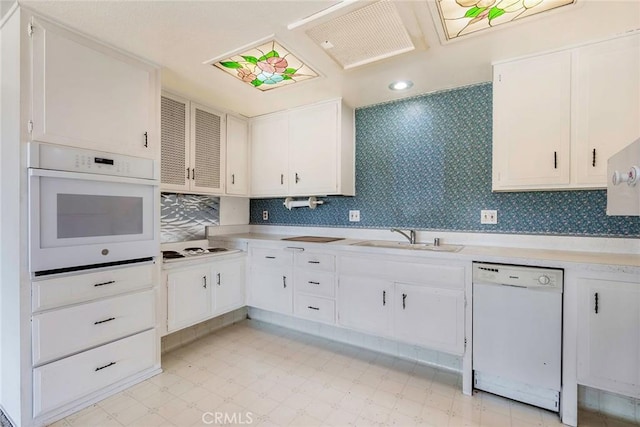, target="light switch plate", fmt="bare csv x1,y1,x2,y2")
481,209,497,224
349,210,360,222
